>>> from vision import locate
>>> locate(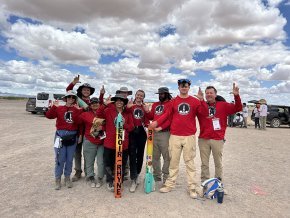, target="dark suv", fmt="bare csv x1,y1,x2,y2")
26,97,36,114
251,104,290,128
